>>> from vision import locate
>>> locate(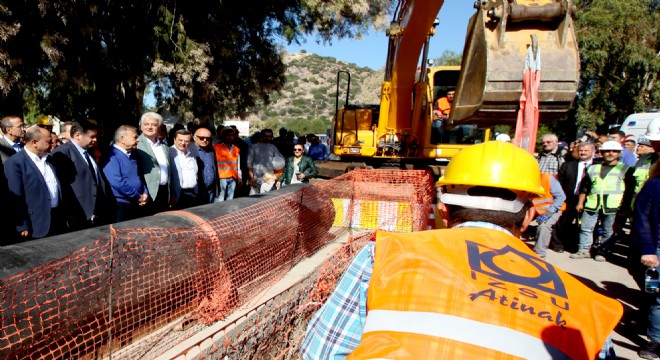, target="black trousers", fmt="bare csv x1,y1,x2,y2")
142,184,170,216
174,188,199,210
116,202,140,223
